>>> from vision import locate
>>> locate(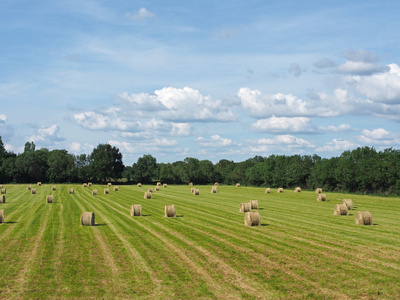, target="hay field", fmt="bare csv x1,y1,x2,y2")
0,184,399,299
